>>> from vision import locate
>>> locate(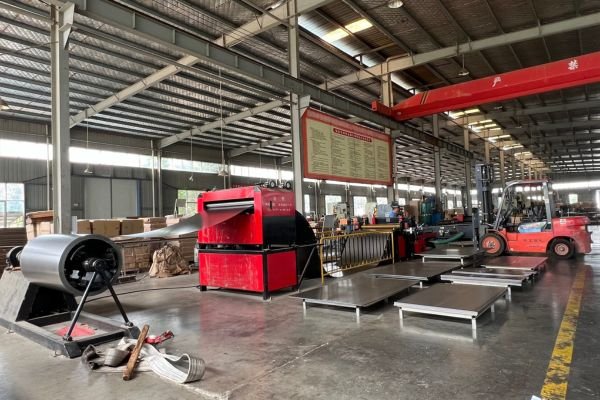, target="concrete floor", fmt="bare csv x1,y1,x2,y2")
1,233,600,400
